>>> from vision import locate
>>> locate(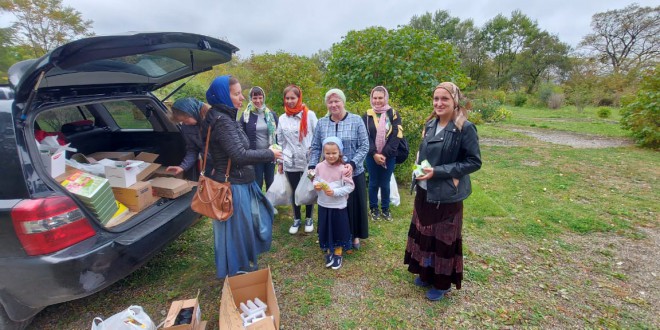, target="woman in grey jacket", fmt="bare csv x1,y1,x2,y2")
404,82,481,301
